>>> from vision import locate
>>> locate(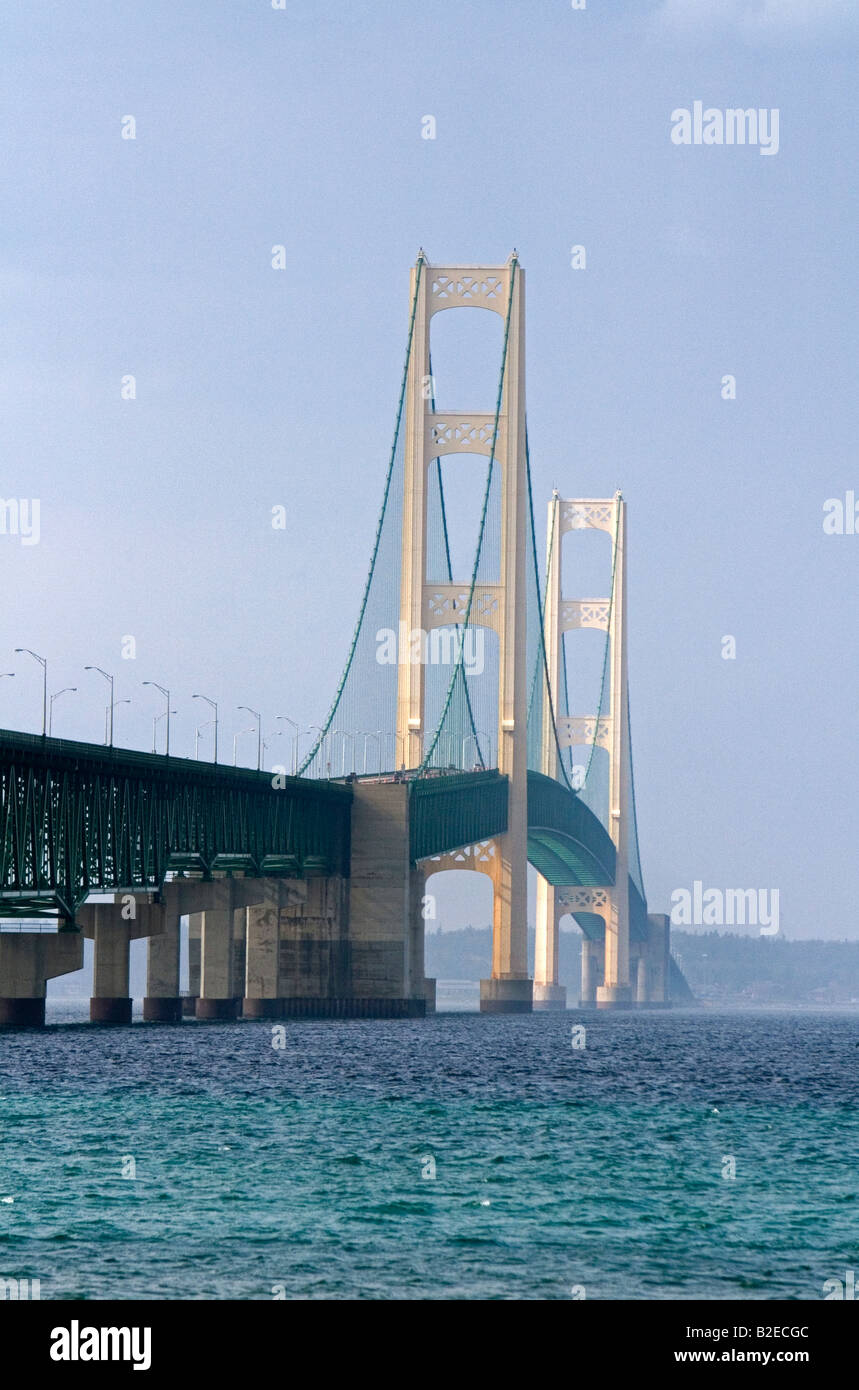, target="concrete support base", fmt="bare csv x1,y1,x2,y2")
181,995,198,1017
480,978,533,1014
195,997,240,1021
242,997,282,1019
0,998,46,1027
596,984,633,1010
424,978,437,1015
143,996,183,1023
532,982,567,1011
90,997,132,1025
